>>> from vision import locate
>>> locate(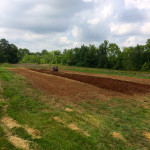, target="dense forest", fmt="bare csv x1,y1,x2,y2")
0,38,150,71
